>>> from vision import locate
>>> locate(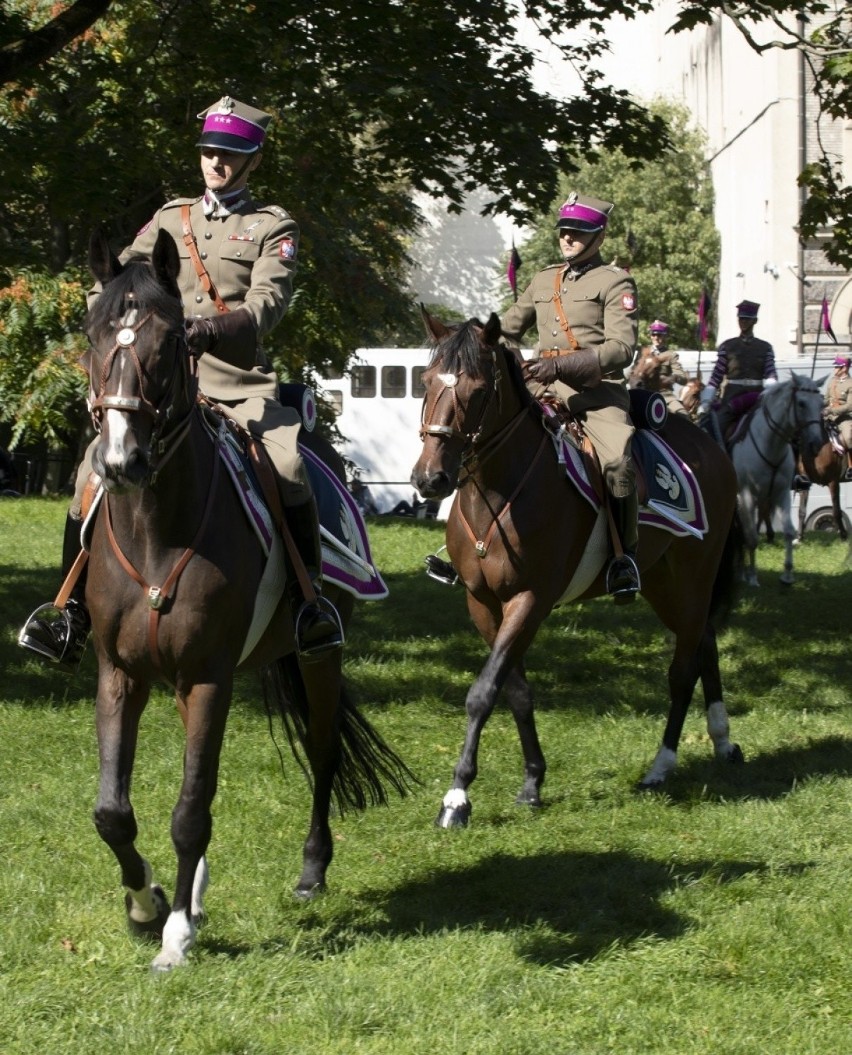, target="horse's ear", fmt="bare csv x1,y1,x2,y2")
88,227,122,286
151,229,181,293
483,312,502,345
420,303,449,342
